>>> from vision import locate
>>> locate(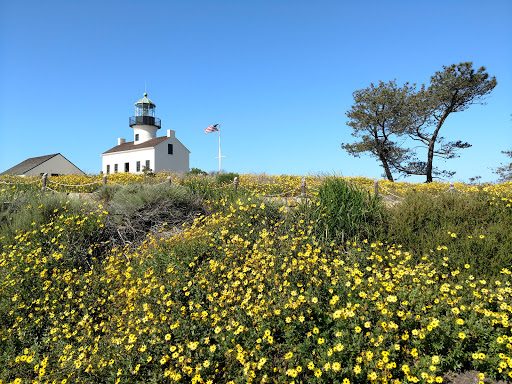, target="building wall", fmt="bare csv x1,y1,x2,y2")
102,148,155,174
133,125,158,144
101,130,190,174
154,137,189,173
27,154,84,176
